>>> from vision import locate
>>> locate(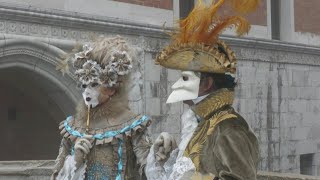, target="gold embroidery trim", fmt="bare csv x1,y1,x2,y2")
184,110,237,171
192,89,234,119
191,172,215,180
